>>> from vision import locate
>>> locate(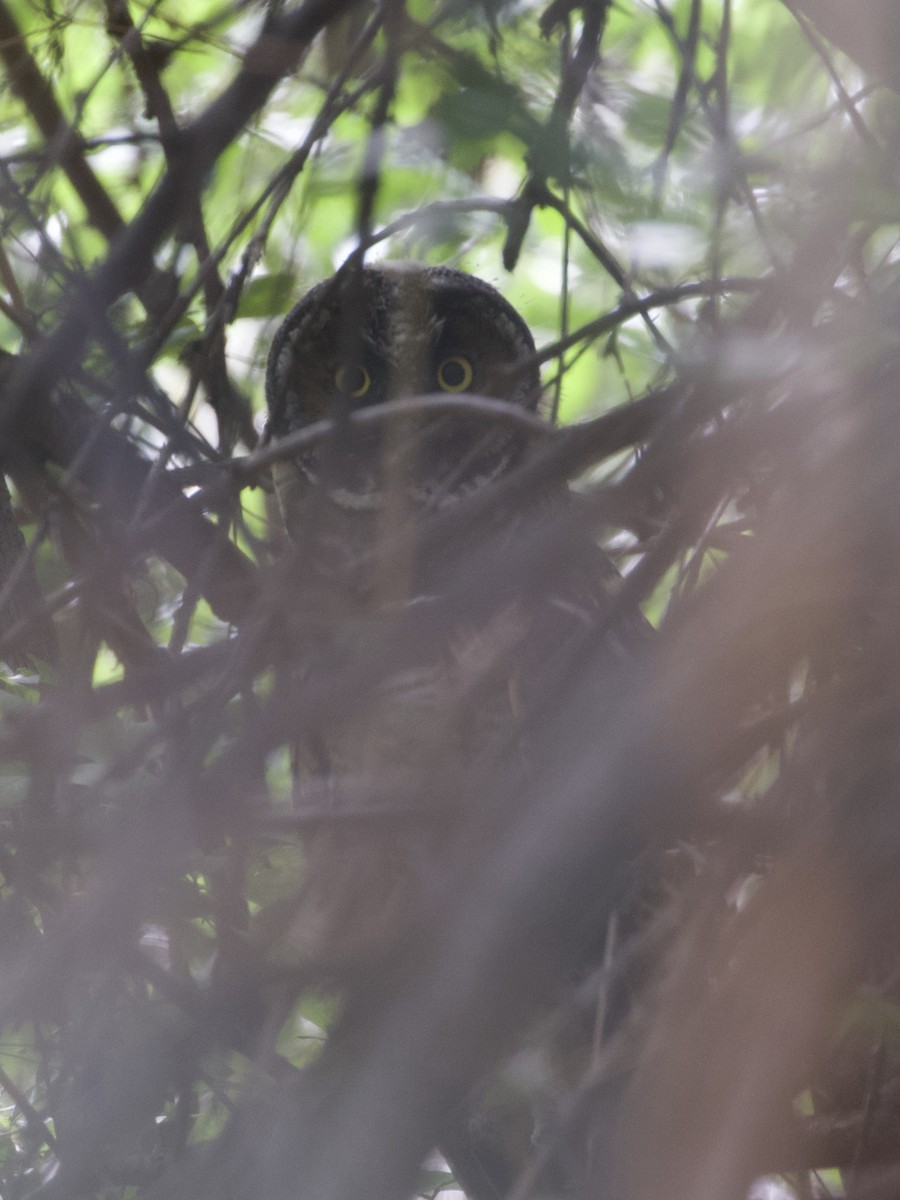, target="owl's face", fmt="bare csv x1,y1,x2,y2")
266,263,540,432
265,264,542,553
